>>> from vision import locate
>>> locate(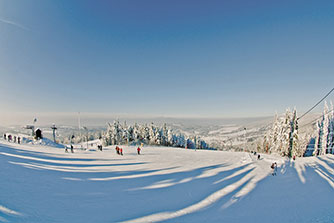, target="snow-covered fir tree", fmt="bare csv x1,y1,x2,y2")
328,102,334,153
270,113,280,154
320,102,329,155
280,109,292,156
313,121,321,156
289,108,300,157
